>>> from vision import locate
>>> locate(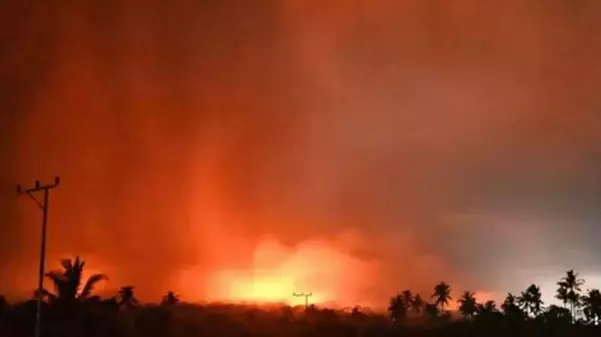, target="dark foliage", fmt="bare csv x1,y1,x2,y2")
1,259,601,337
